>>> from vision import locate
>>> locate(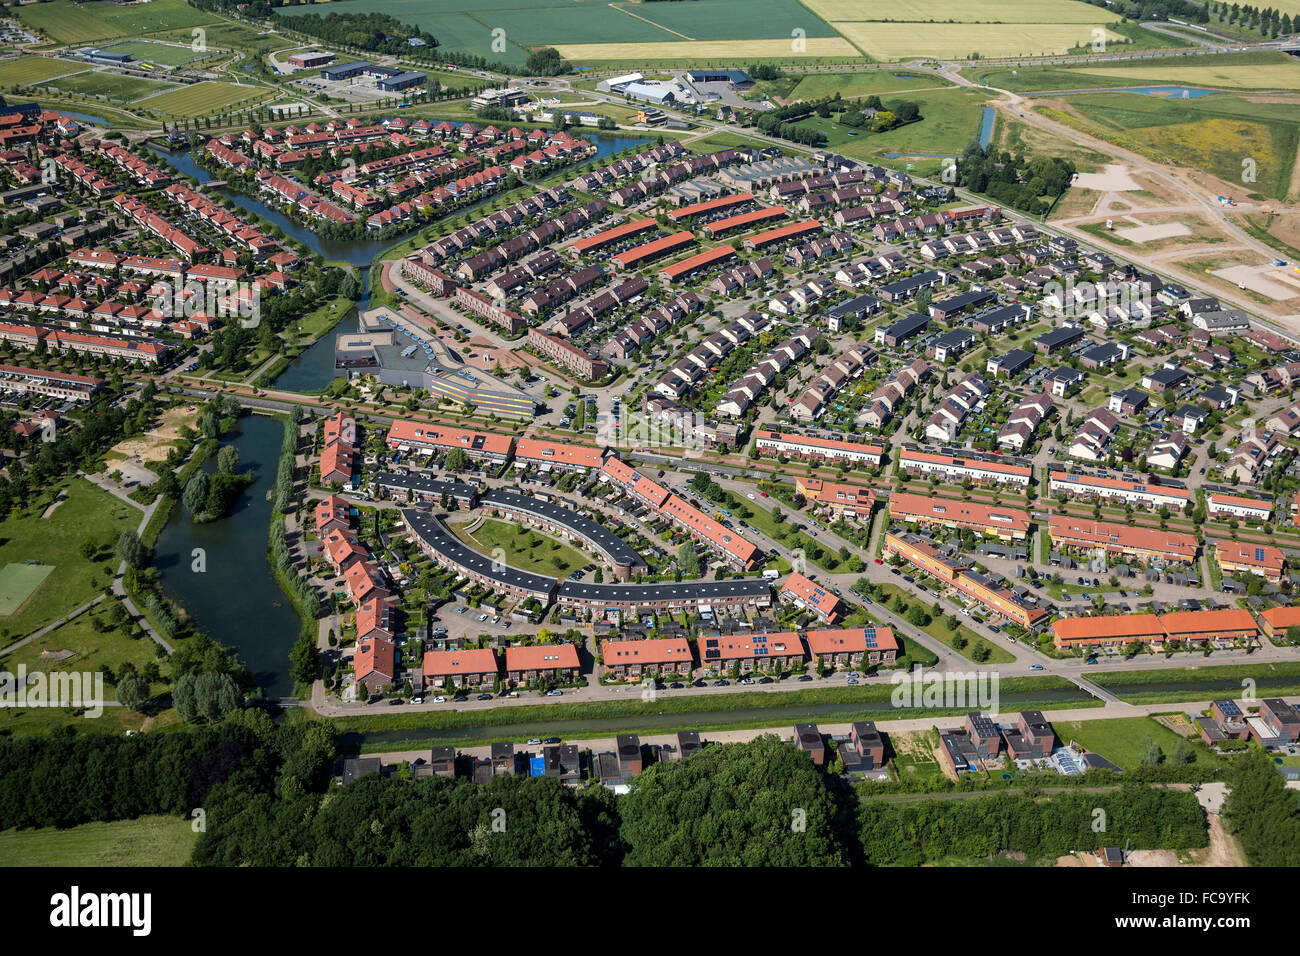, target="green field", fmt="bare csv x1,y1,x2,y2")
277,0,842,65
0,815,198,867
2,598,166,690
0,564,54,616
977,50,1300,93
133,80,274,117
0,479,136,641
1052,715,1224,772
789,86,996,161
15,0,217,45
102,39,208,67
41,70,181,102
455,518,587,579
785,70,951,101
0,56,82,85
